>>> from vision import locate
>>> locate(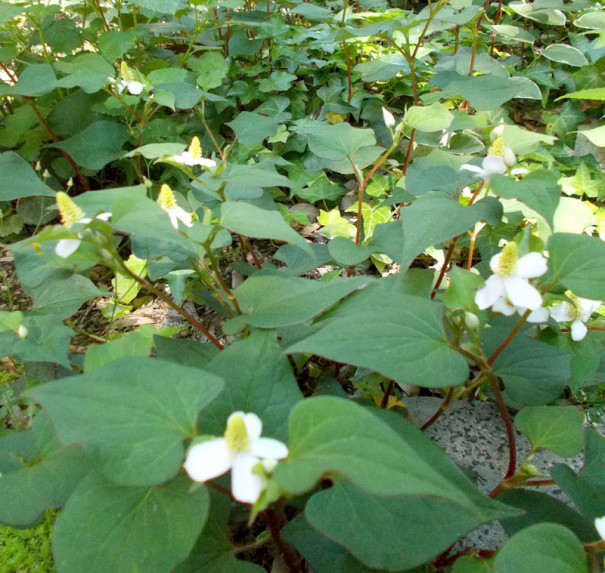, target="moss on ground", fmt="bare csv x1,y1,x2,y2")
0,510,55,573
